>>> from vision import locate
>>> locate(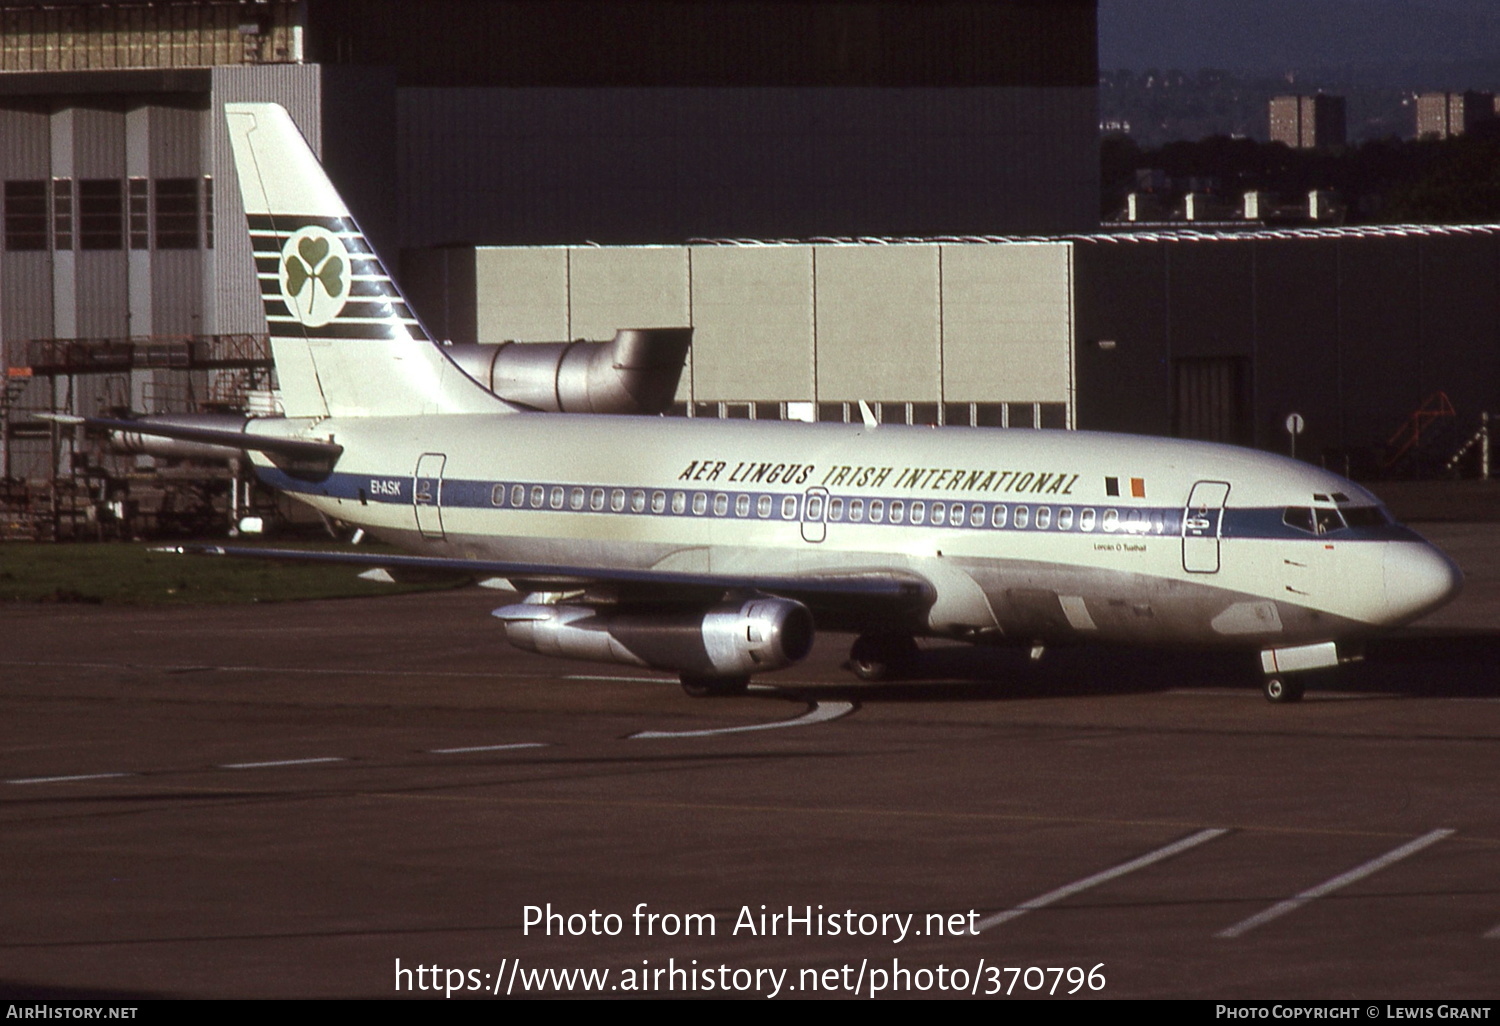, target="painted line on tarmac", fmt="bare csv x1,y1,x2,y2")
6,772,134,785
219,757,346,770
629,701,856,739
975,828,1230,932
428,742,549,754
1217,828,1455,939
